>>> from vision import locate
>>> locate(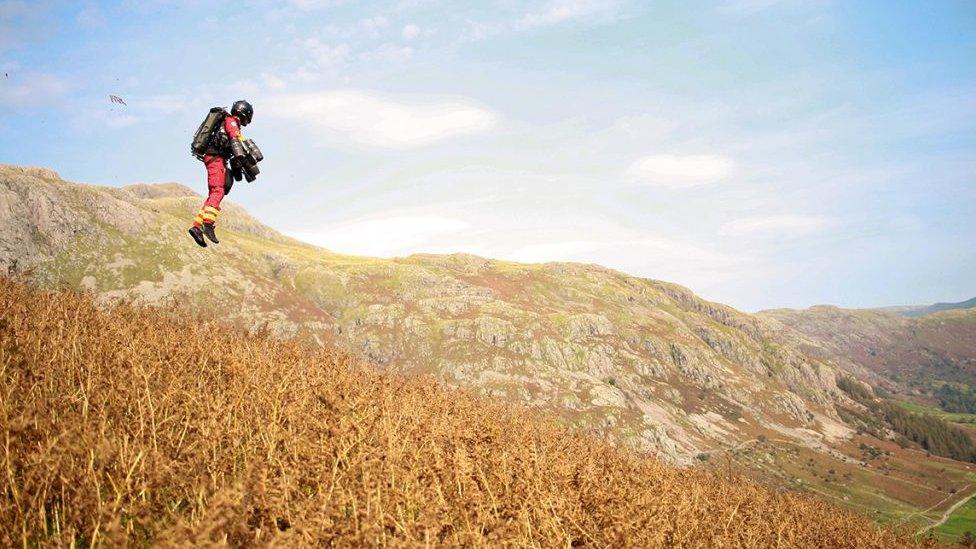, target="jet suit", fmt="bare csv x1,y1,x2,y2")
192,114,244,230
